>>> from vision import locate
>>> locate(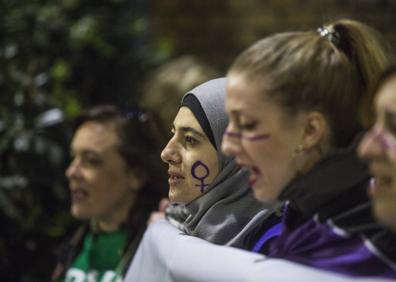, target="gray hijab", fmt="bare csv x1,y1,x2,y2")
166,78,265,244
